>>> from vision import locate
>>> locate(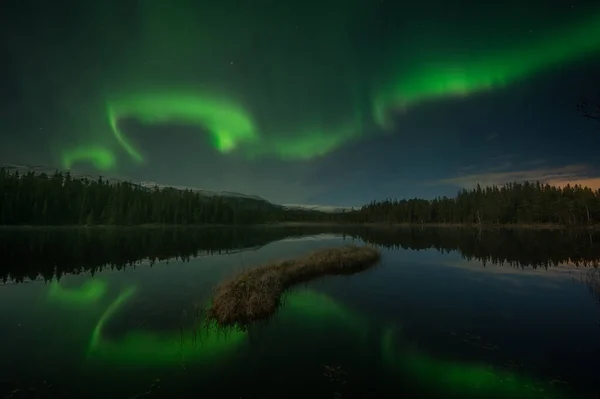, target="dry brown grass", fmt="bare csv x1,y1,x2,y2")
206,245,380,328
